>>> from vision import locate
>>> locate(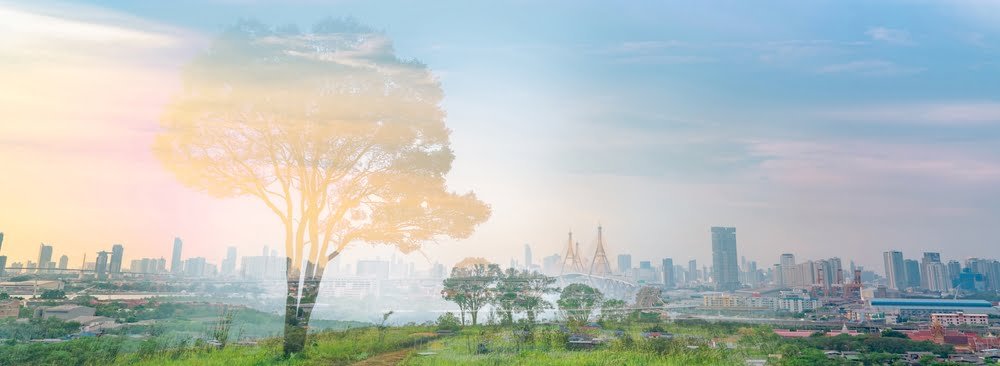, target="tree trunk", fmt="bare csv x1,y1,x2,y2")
470,309,478,325
283,269,322,356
